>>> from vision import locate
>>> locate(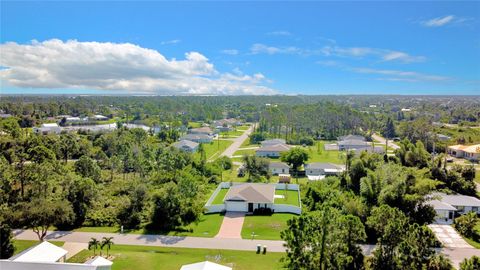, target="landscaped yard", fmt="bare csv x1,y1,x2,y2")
13,240,64,255
274,190,300,206
74,213,224,238
301,141,344,164
462,222,480,249
197,140,233,161
211,188,229,205
68,244,285,270
241,213,296,240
